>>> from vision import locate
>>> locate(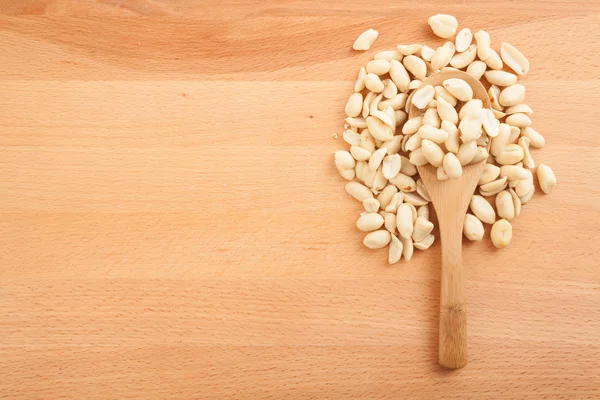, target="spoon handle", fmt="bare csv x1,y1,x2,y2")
438,214,468,369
